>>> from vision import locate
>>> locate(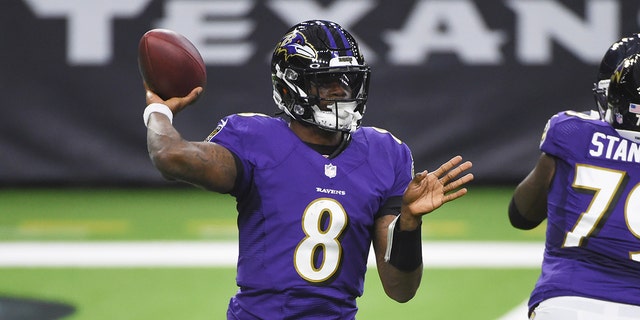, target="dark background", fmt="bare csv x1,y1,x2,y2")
3,0,639,187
